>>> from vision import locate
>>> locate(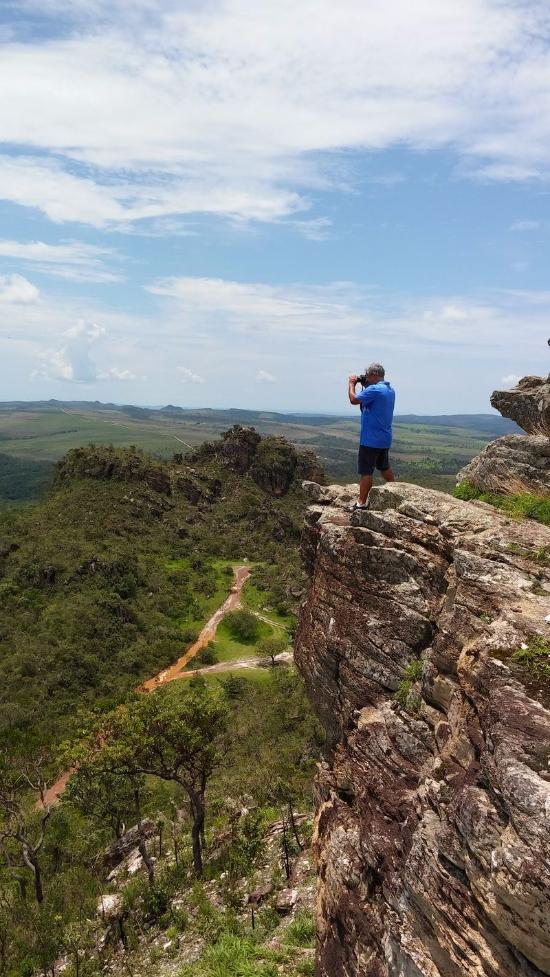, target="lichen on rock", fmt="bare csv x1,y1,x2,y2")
295,480,550,977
